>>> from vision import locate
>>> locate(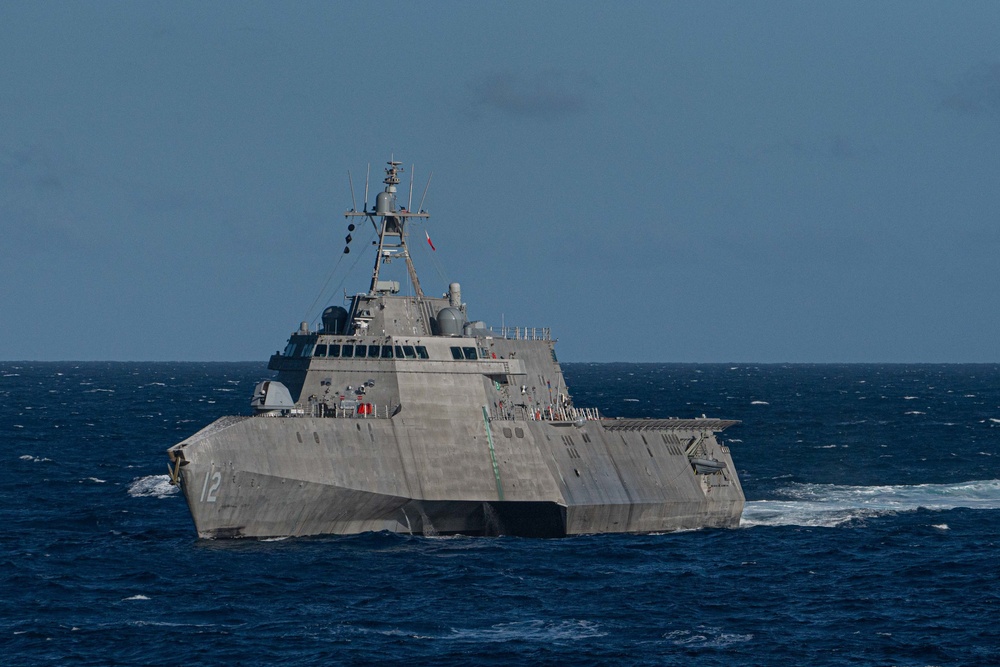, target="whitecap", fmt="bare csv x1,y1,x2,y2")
750,400,769,405
447,619,606,643
127,475,178,499
904,411,925,415
85,477,107,484
903,396,918,400
623,398,639,402
665,627,753,648
932,524,950,530
990,418,1000,424
124,595,150,601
